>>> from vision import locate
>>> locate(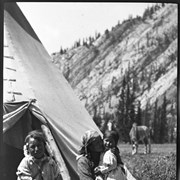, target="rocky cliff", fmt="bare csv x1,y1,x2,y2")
51,3,177,142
